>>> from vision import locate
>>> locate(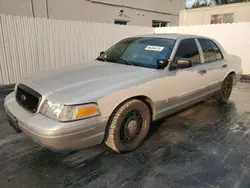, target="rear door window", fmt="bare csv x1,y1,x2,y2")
198,38,217,63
